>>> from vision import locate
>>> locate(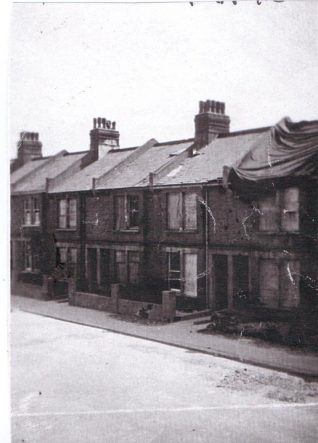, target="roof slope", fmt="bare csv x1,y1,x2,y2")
12,152,86,193
155,131,267,186
10,157,50,185
96,139,194,190
50,148,135,193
